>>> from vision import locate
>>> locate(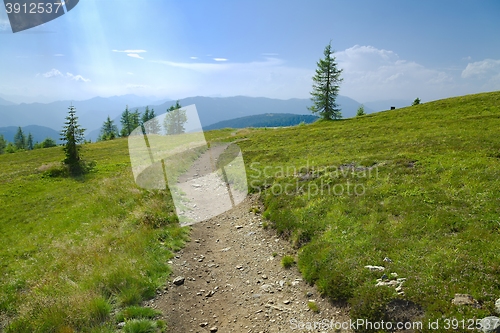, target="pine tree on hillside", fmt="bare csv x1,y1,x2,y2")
308,41,343,120
163,101,187,135
120,106,132,137
14,127,25,150
99,116,119,141
61,105,85,171
0,134,6,154
26,133,34,150
130,109,141,131
142,106,161,134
